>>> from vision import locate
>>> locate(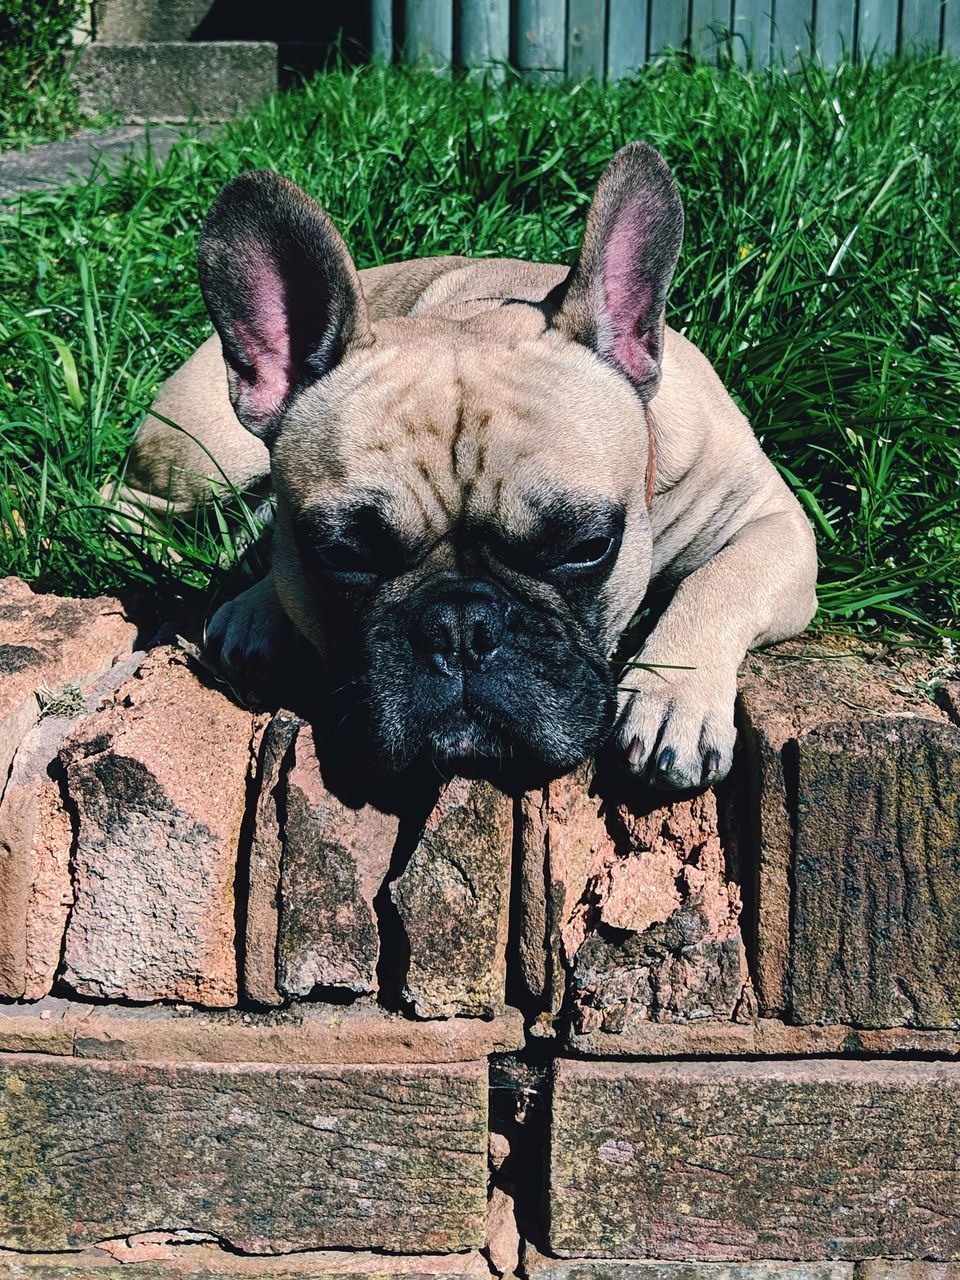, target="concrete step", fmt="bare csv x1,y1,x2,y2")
73,41,277,122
